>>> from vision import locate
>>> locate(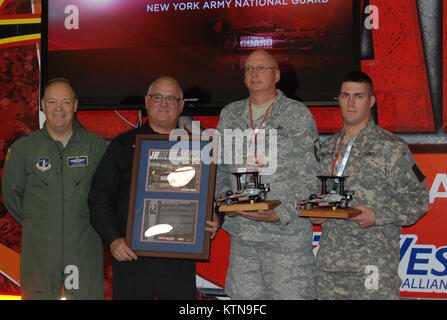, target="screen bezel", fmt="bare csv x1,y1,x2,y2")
40,1,361,116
